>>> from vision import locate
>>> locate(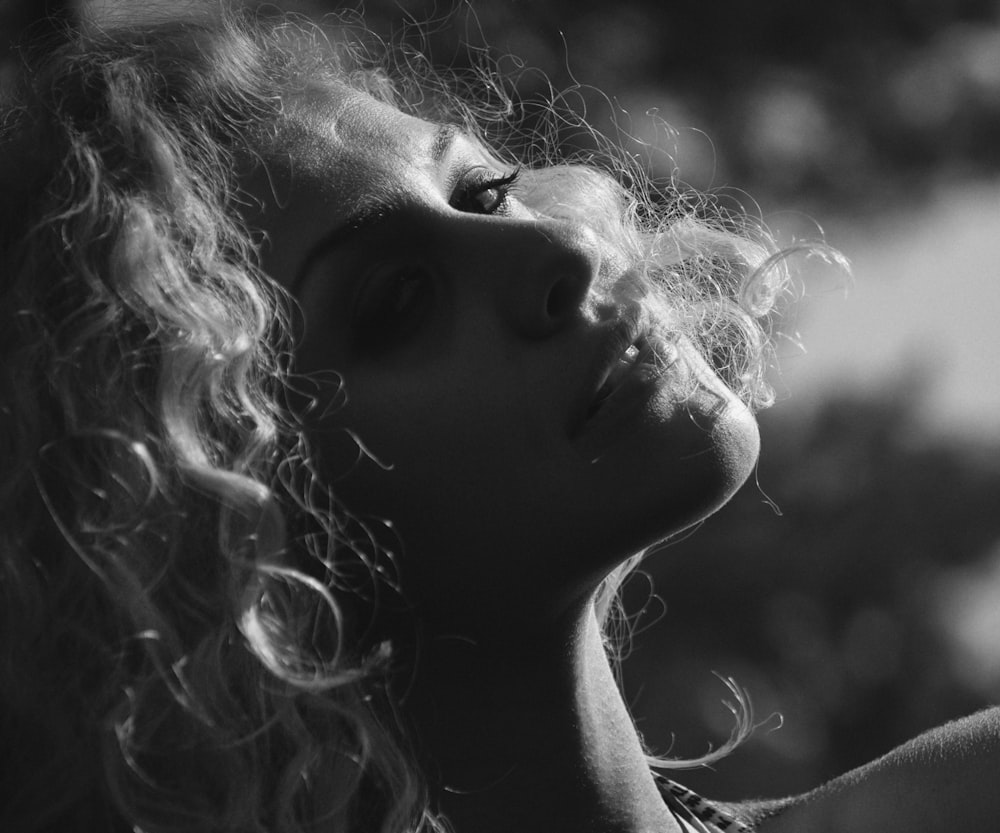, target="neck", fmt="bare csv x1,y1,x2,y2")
397,599,681,833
